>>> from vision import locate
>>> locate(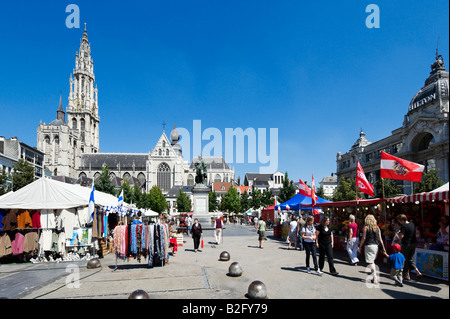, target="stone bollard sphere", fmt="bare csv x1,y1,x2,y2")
248,280,268,299
228,262,243,277
86,258,101,269
128,289,150,299
219,251,230,261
